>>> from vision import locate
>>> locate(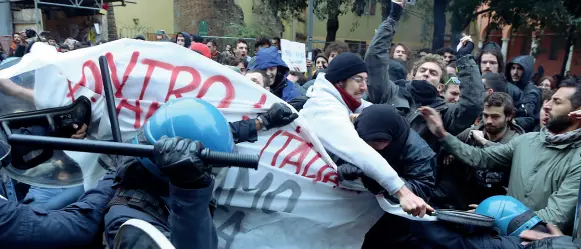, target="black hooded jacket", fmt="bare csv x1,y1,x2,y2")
354,104,436,200
505,55,541,131
175,32,192,48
